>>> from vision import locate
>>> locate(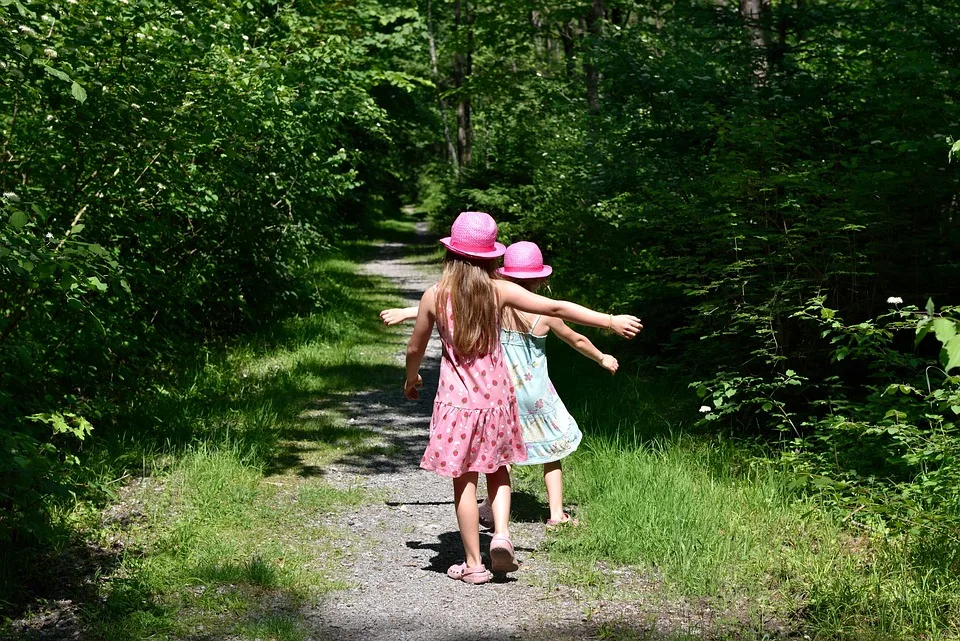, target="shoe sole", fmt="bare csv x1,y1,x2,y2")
489,545,519,573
